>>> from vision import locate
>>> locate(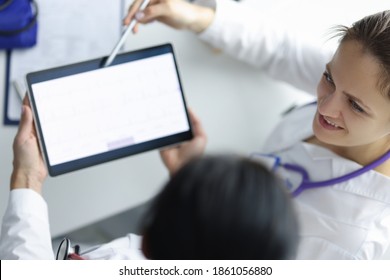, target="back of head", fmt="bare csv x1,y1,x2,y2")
141,155,298,260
